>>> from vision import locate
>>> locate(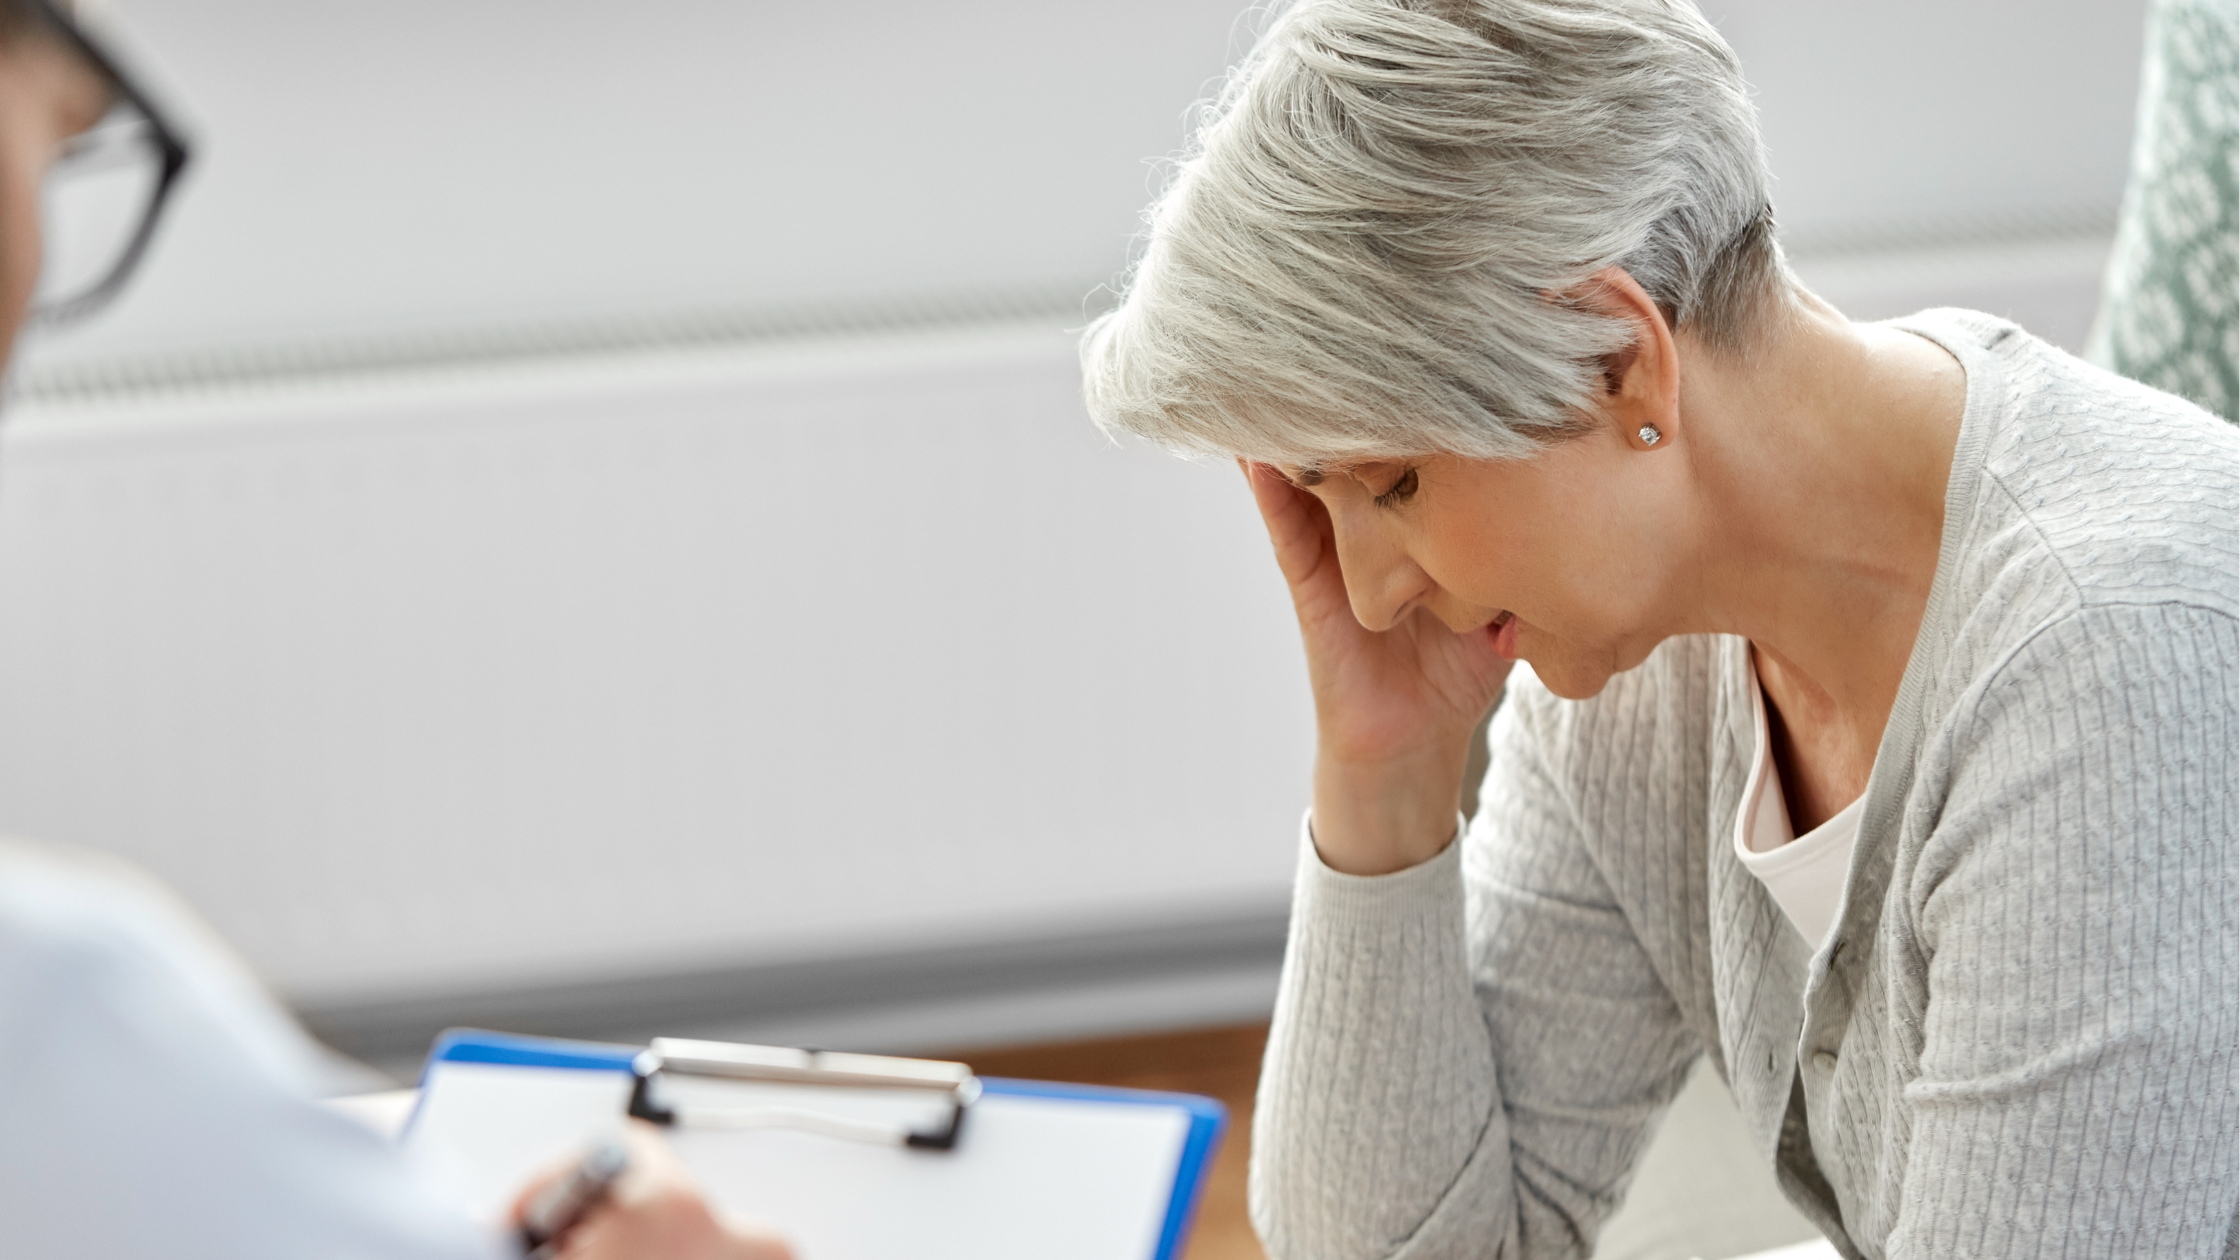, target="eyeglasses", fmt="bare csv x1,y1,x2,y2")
26,0,190,329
